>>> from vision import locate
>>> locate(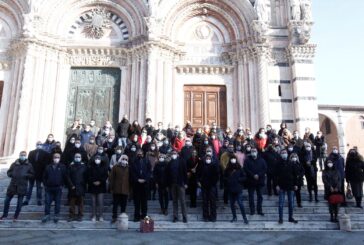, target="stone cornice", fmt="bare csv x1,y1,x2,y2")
176,65,234,75
287,44,317,60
